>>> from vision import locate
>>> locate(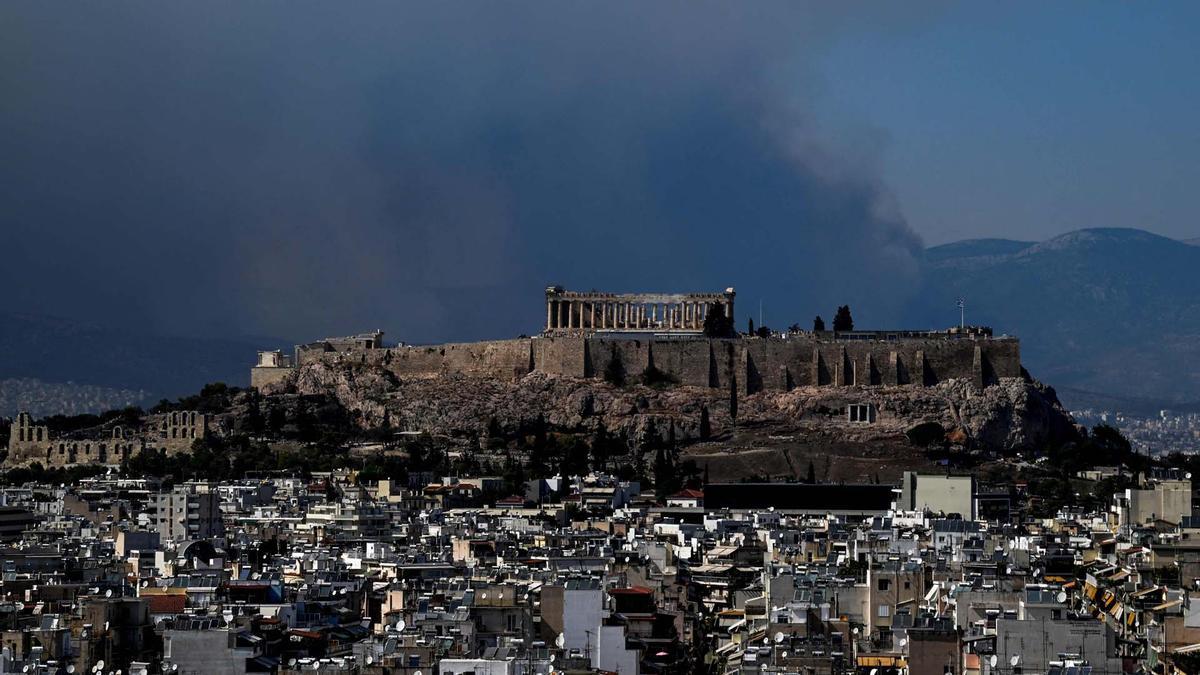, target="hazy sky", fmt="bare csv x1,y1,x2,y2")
2,2,1197,344
813,3,1200,245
